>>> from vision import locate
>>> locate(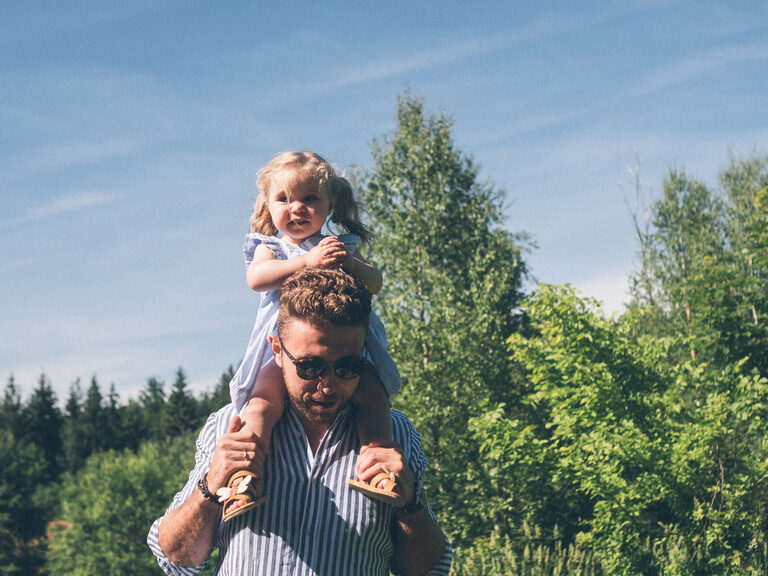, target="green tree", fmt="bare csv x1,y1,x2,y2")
0,376,22,439
629,156,768,376
139,377,166,441
104,383,123,451
21,374,63,482
46,435,200,576
164,368,196,439
61,379,86,473
358,93,527,544
0,431,47,576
